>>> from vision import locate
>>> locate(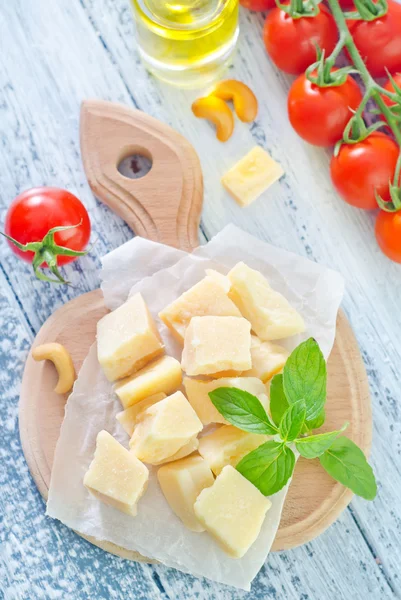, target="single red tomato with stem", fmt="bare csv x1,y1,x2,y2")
346,0,401,78
263,5,338,75
240,0,276,10
375,210,401,262
3,187,91,283
330,133,399,210
287,70,363,146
